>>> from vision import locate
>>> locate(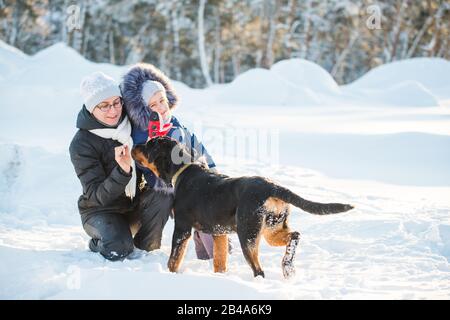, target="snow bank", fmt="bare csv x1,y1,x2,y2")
1,41,447,112
218,68,291,106
344,58,450,105
218,59,339,106
271,59,340,94
0,143,80,227
347,81,440,107
217,57,447,107
6,42,126,89
278,131,450,186
347,58,450,95
0,40,29,80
